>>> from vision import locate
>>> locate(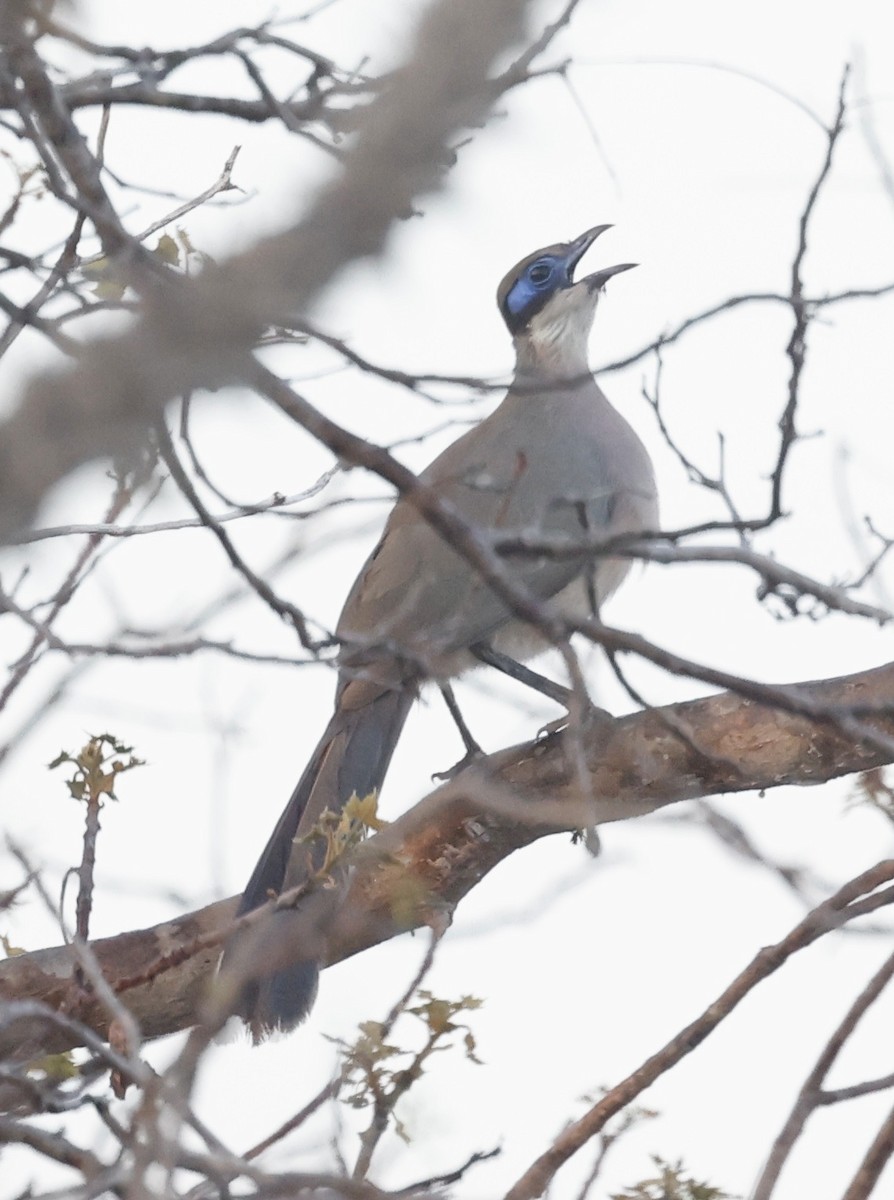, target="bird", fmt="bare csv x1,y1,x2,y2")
222,224,658,1039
